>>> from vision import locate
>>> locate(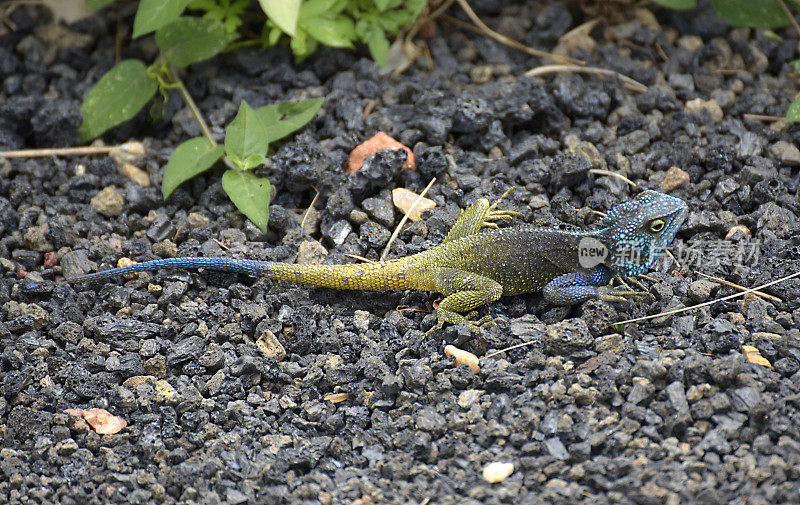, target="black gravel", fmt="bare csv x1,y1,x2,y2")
3,2,800,504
